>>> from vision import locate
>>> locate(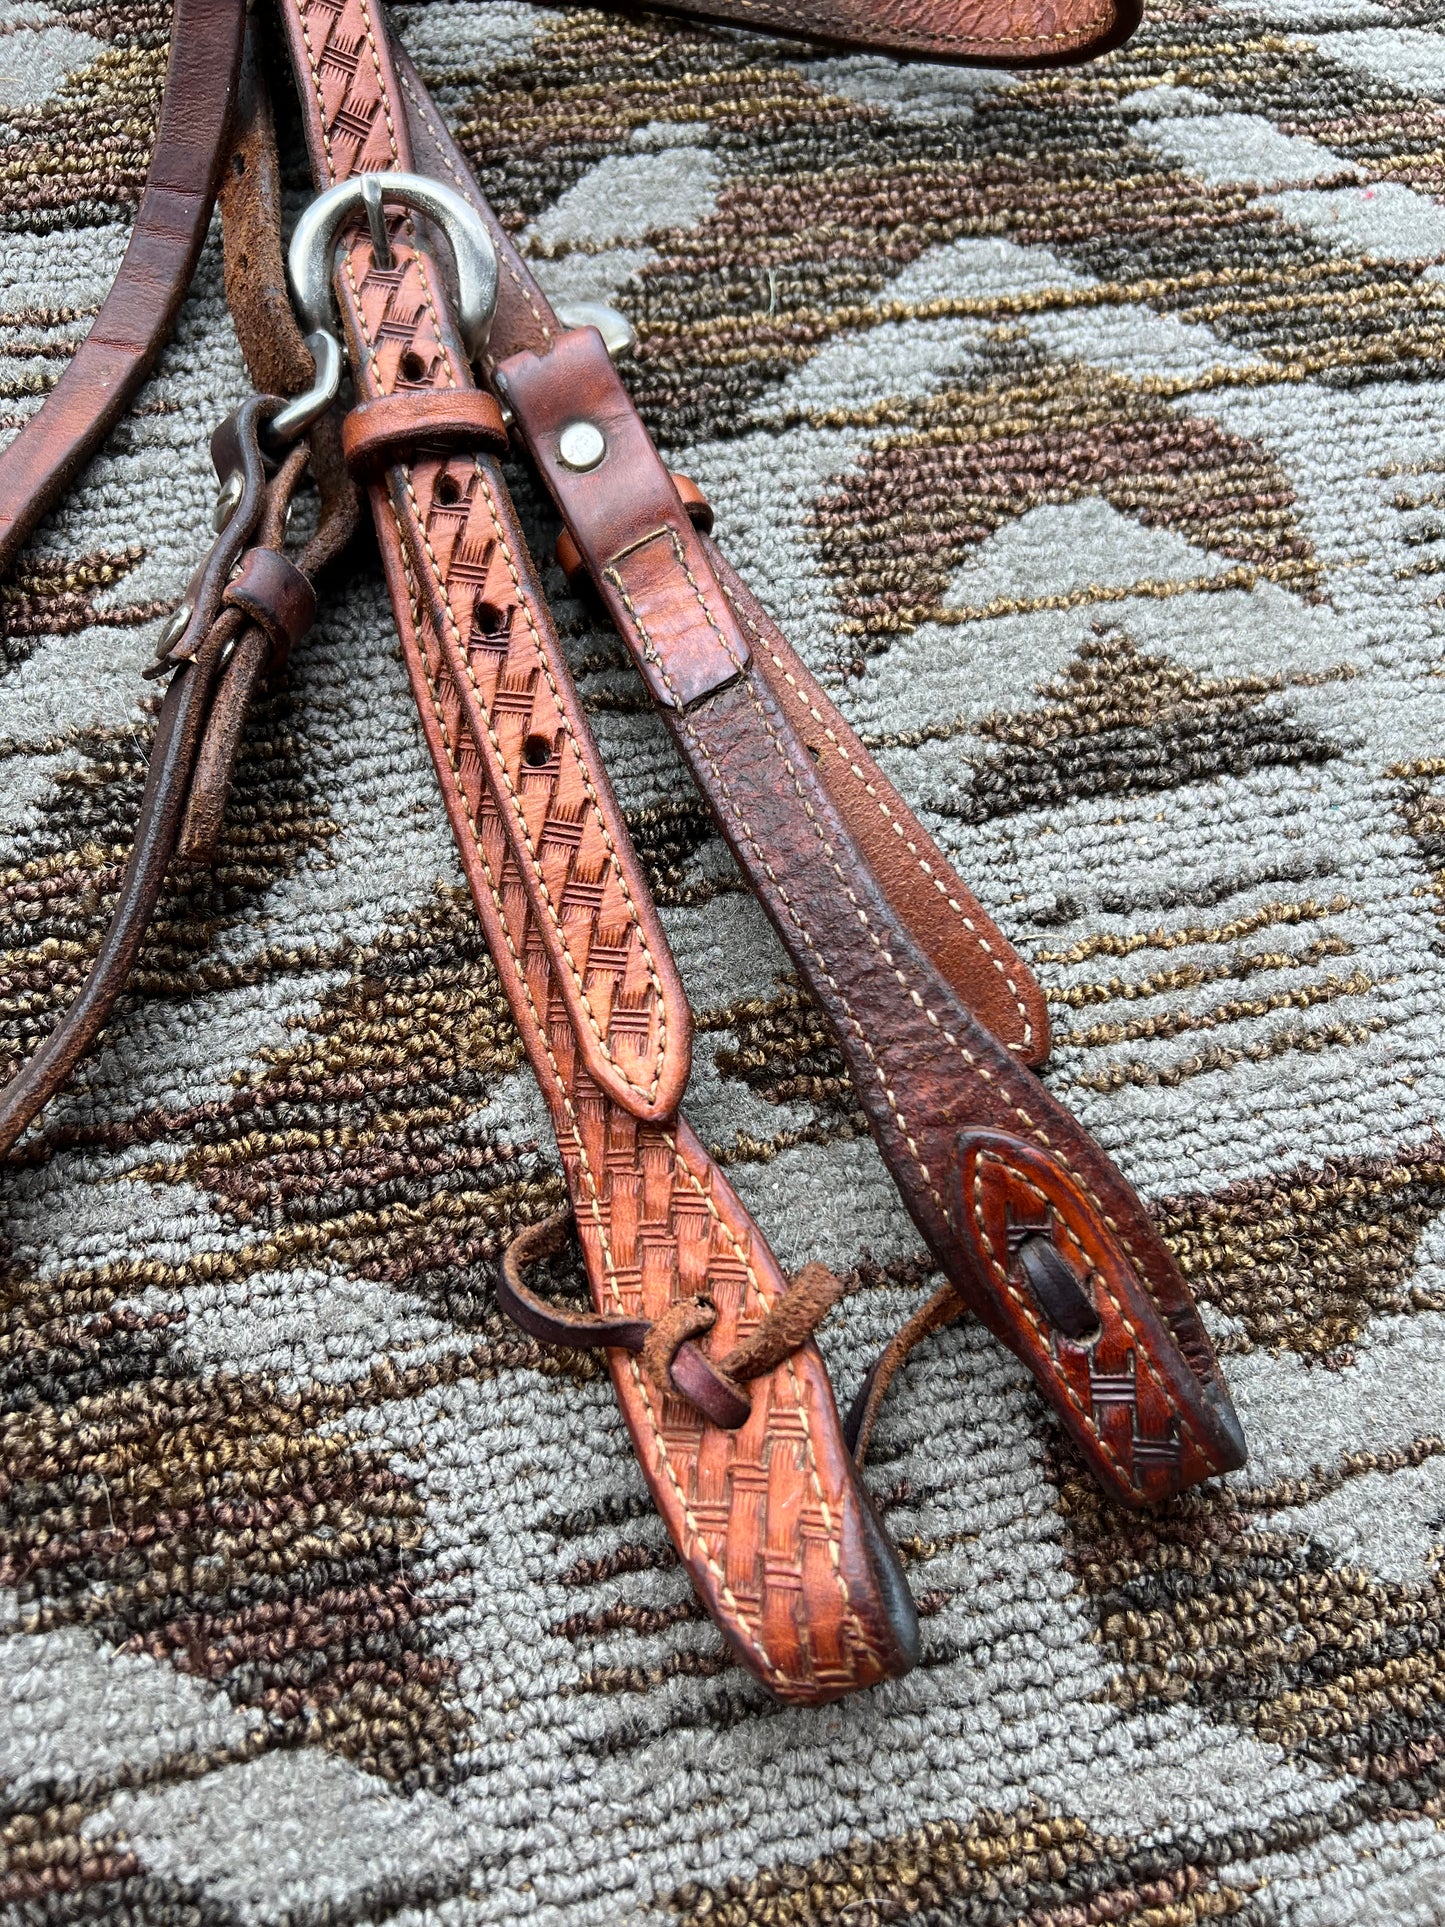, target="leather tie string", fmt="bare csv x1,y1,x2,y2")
497,1209,845,1433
